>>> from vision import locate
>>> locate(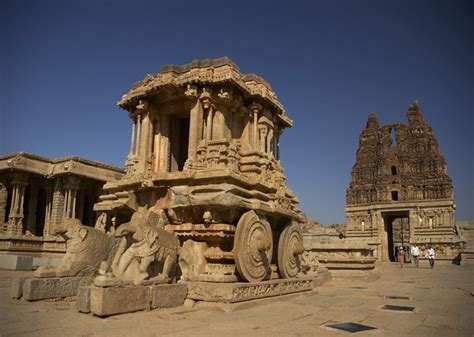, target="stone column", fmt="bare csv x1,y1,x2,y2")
25,183,39,235
253,110,258,149
135,114,142,156
276,132,280,160
128,115,137,159
258,127,267,153
187,99,203,164
6,173,28,236
153,114,161,172
63,176,80,219
250,103,262,151
50,178,65,227
0,182,7,232
43,182,53,236
267,129,274,157
206,106,214,141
